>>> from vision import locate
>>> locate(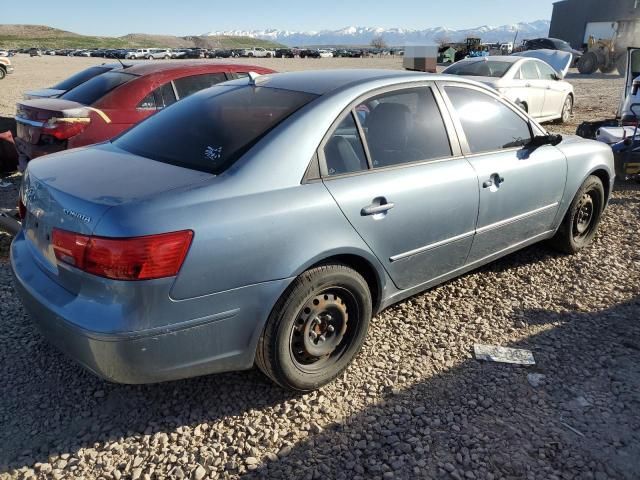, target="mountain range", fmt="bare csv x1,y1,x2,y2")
204,20,550,46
